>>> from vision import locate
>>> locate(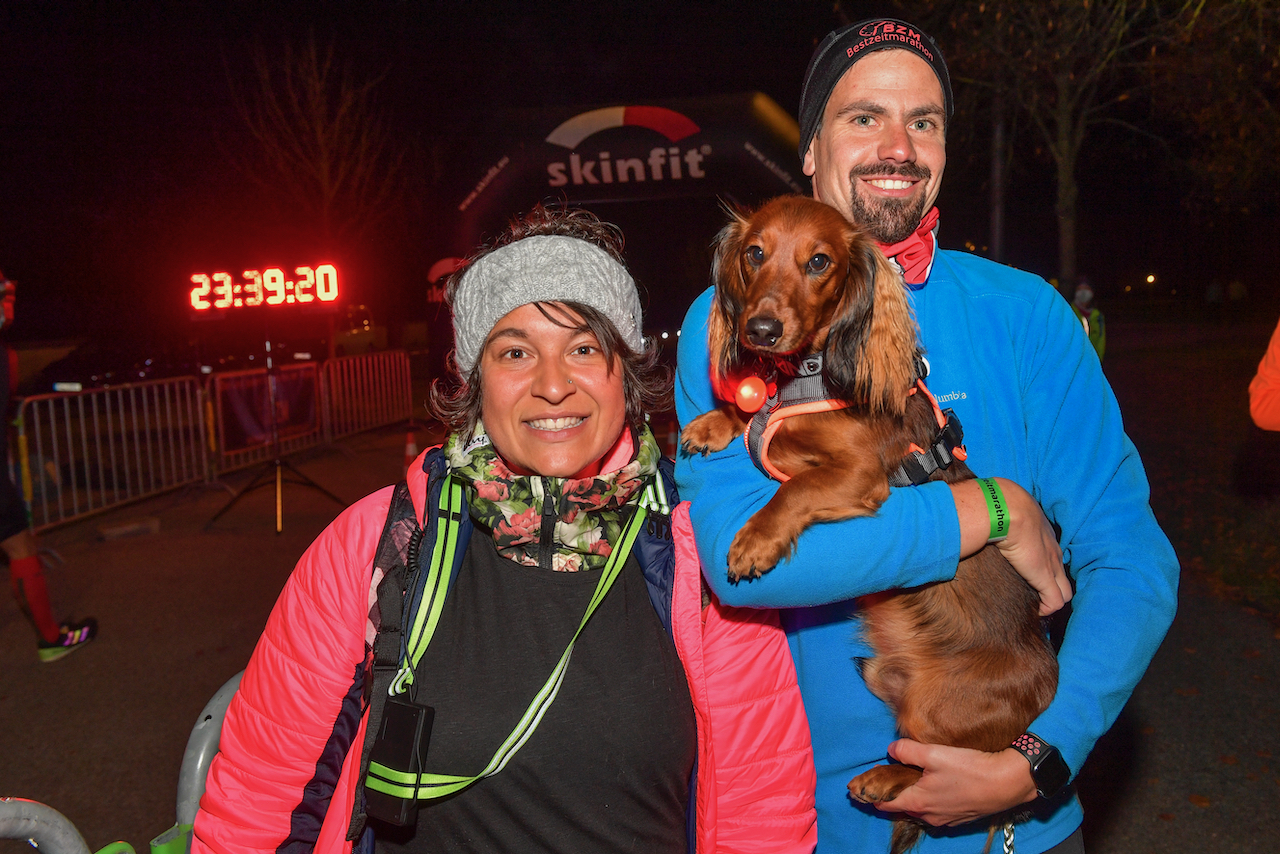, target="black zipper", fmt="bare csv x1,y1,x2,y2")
538,476,556,570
